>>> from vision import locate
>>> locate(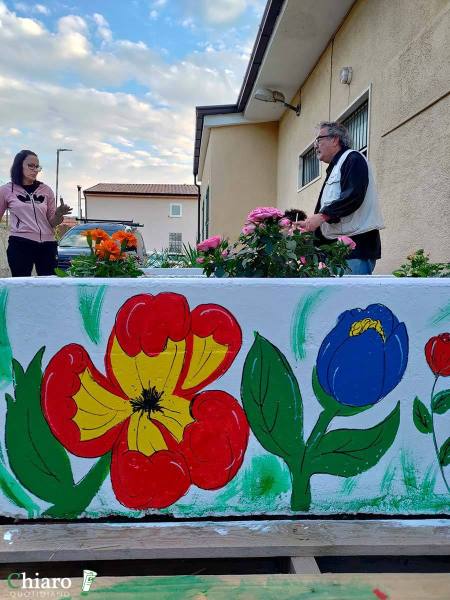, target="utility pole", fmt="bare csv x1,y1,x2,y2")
55,148,72,202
